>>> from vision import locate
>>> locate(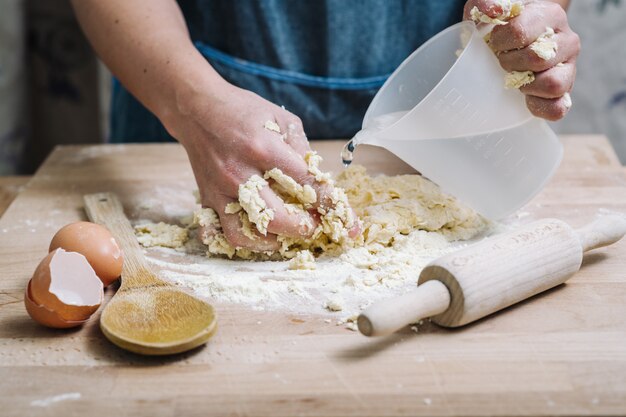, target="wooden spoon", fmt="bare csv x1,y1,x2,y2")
84,192,217,355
